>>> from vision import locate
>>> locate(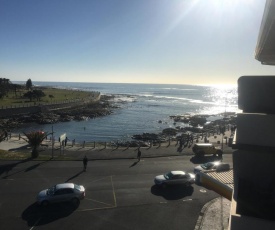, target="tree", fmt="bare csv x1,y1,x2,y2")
26,78,33,90
22,131,48,158
33,89,46,101
23,91,35,101
49,94,54,101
